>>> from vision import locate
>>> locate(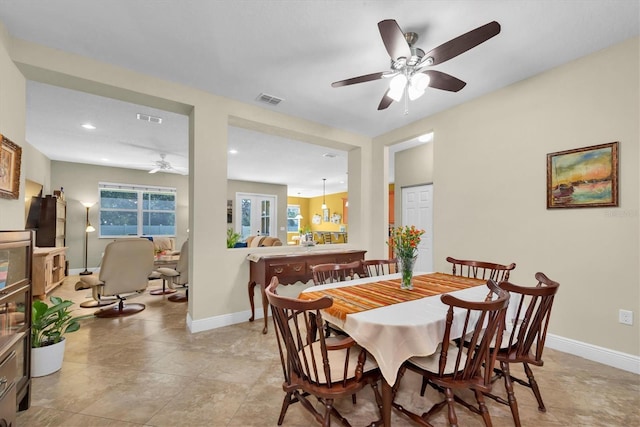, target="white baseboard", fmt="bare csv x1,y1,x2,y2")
187,308,265,333
546,333,640,374
183,313,640,375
